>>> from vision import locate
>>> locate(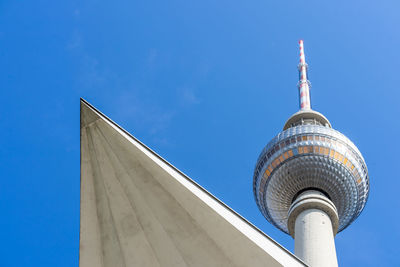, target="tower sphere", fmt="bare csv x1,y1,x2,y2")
253,42,369,236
